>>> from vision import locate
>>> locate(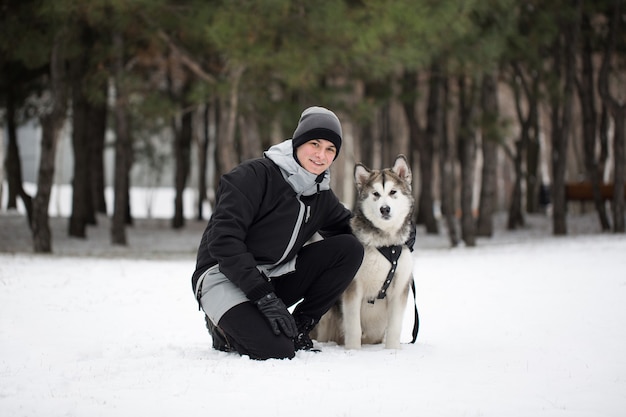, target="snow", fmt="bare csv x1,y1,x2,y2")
1,205,626,416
